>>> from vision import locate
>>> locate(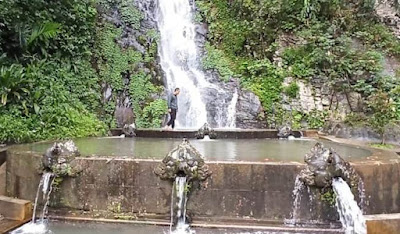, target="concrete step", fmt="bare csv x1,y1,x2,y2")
0,218,29,234
365,213,400,234
49,216,343,233
0,195,32,221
